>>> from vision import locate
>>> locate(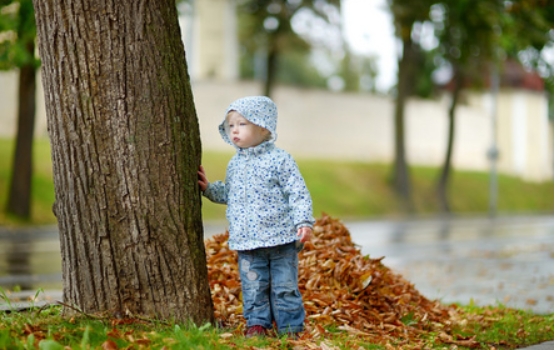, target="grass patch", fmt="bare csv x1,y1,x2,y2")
455,304,554,348
0,138,55,226
0,301,552,349
201,151,553,221
0,138,553,226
